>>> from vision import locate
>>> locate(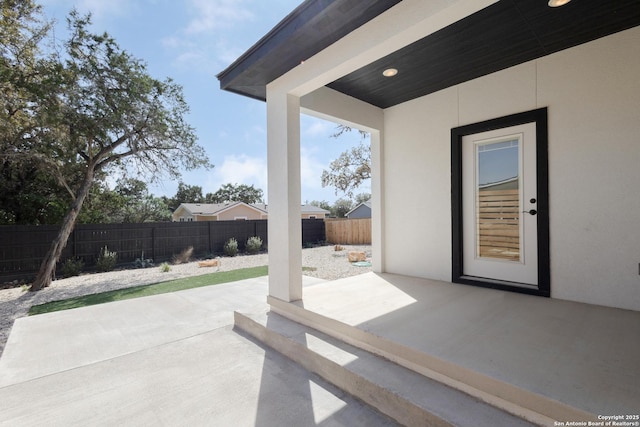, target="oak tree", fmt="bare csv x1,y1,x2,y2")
206,183,264,204
166,182,205,209
321,125,370,199
4,11,211,291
